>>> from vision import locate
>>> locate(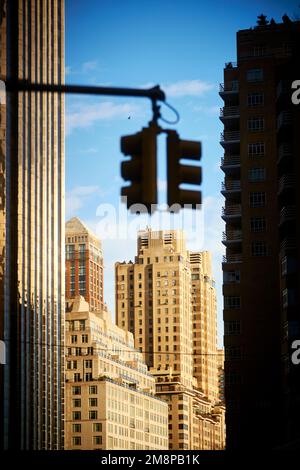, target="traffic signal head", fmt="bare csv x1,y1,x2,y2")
167,130,202,209
120,125,158,212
